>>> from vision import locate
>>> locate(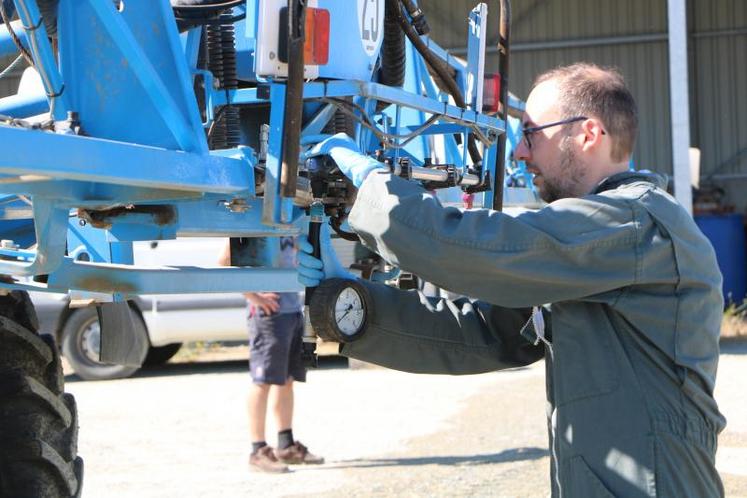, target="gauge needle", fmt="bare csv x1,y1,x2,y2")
338,304,353,322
